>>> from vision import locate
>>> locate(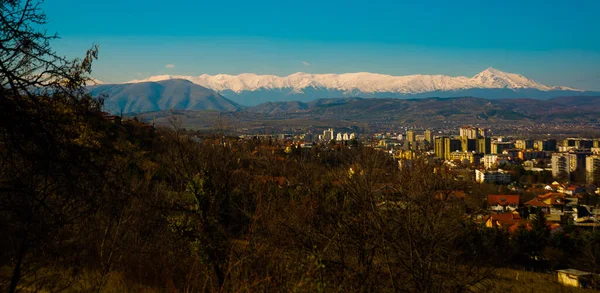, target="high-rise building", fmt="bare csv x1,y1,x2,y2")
460,126,480,139
491,142,514,154
564,138,594,149
444,137,462,160
552,153,570,179
515,139,534,150
424,130,433,144
406,130,415,143
570,151,591,181
434,137,445,159
478,128,487,138
586,155,600,184
536,139,557,151
477,137,491,154
461,137,477,152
